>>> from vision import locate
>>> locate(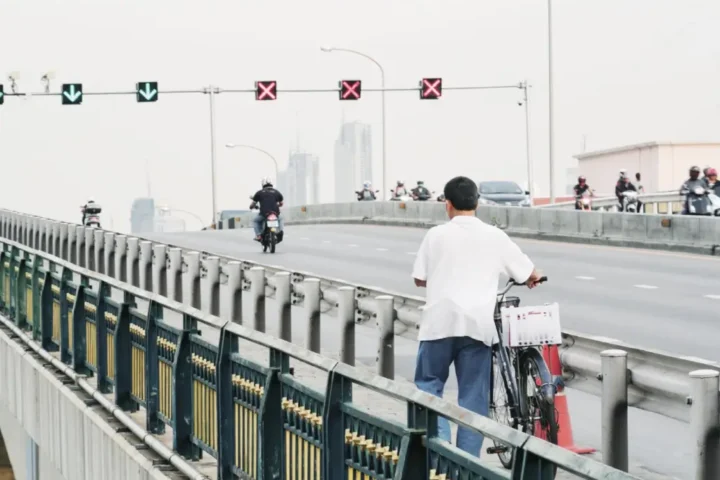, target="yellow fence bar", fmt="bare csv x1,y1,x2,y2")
130,323,146,402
